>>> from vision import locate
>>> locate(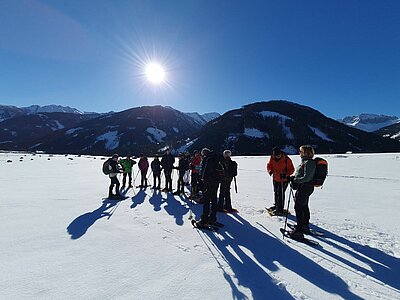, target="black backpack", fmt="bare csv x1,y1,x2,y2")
102,158,112,175
215,158,227,182
312,157,328,187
